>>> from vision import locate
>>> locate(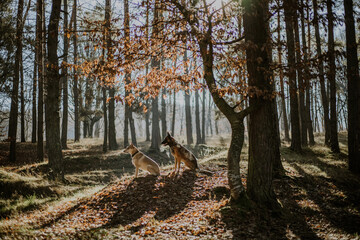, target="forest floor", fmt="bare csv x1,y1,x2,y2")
0,133,359,239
